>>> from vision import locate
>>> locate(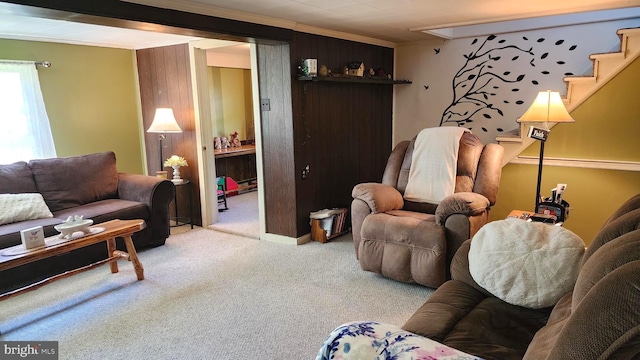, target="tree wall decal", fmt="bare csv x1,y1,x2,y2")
440,35,535,130
439,34,578,134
